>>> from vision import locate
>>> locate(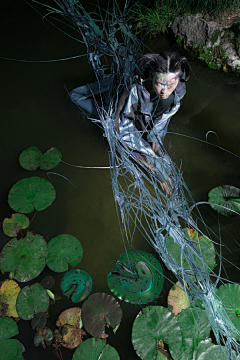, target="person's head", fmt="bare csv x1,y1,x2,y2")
135,51,190,99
